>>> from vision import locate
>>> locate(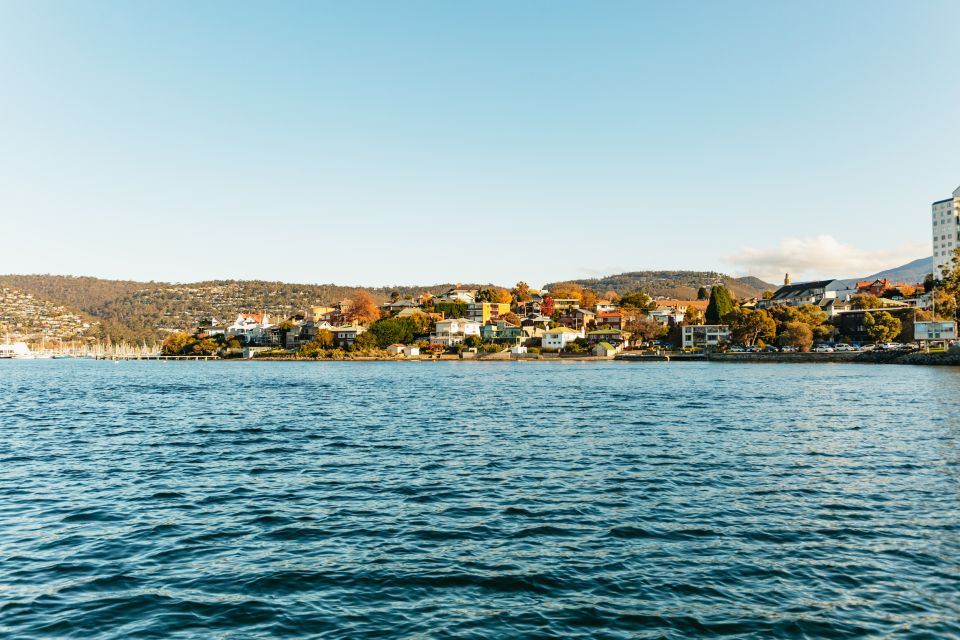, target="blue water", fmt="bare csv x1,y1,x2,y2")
1,360,959,639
